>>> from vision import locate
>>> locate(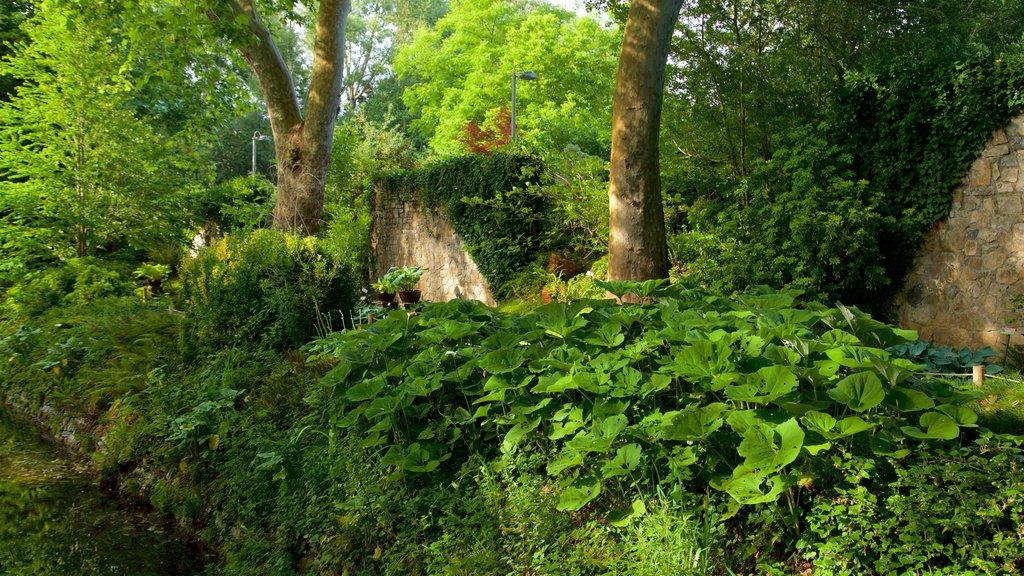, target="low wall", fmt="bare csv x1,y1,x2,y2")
895,115,1024,349
371,185,495,306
